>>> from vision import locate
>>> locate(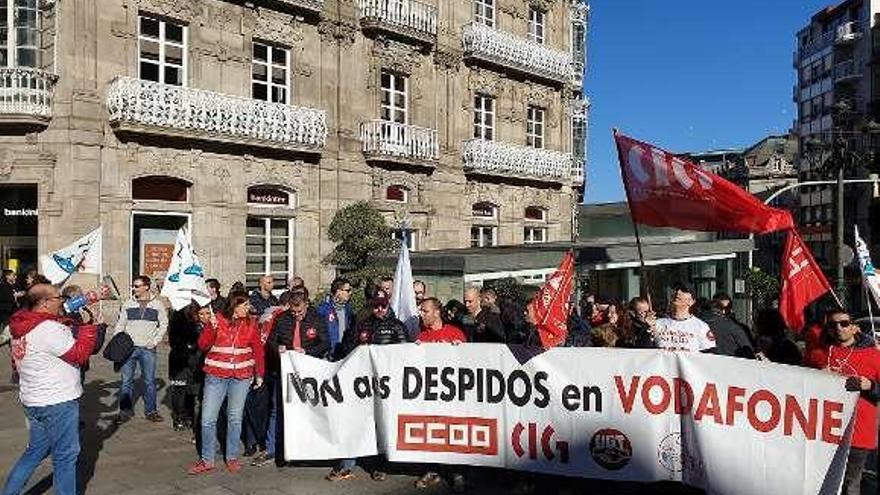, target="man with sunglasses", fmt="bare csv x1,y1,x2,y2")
339,290,408,356
805,309,880,495
112,275,168,424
